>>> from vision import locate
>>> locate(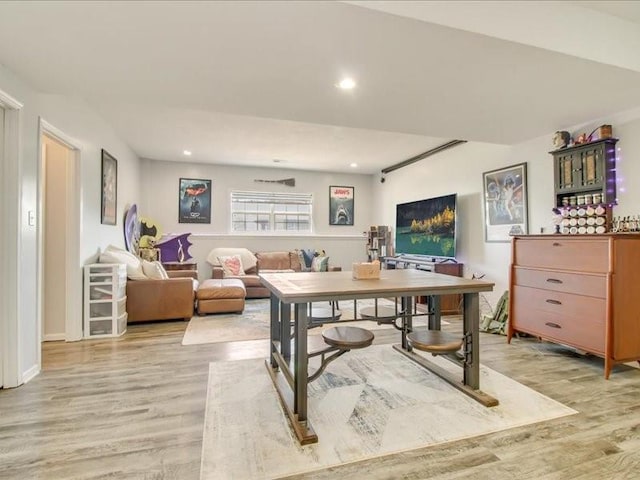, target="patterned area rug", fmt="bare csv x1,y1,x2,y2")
183,298,441,345
200,345,577,479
